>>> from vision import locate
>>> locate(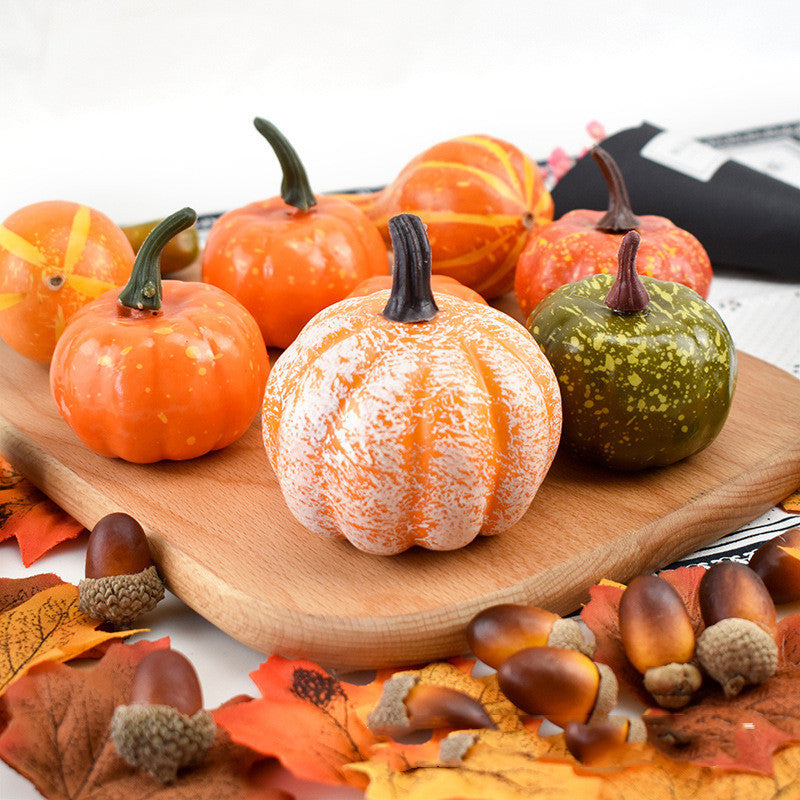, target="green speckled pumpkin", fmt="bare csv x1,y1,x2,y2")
527,230,736,470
